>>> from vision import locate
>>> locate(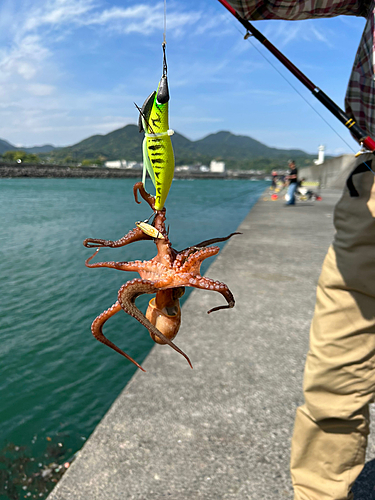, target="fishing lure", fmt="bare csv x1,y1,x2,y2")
137,43,175,211
135,220,165,239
